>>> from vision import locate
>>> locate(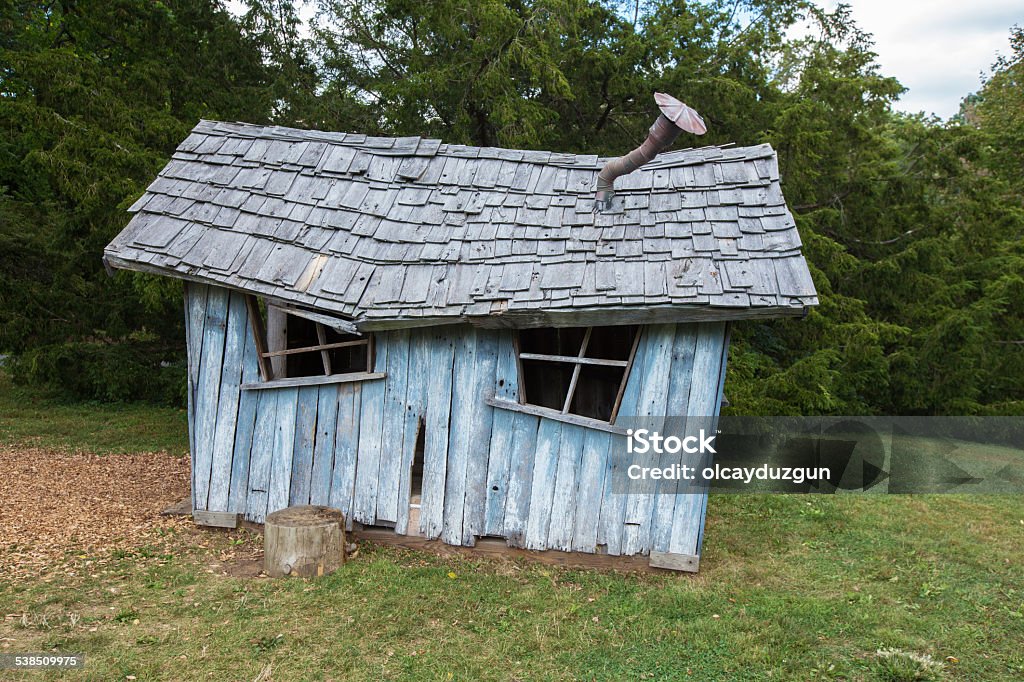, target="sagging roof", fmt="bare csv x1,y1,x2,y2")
104,120,818,330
